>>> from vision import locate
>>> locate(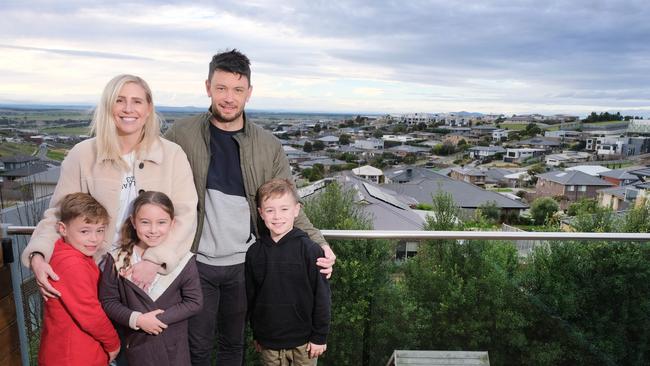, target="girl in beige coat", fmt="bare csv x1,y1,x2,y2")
22,74,198,299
